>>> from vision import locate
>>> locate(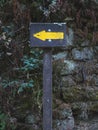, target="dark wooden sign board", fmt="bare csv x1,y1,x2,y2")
30,23,66,47
30,23,66,130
